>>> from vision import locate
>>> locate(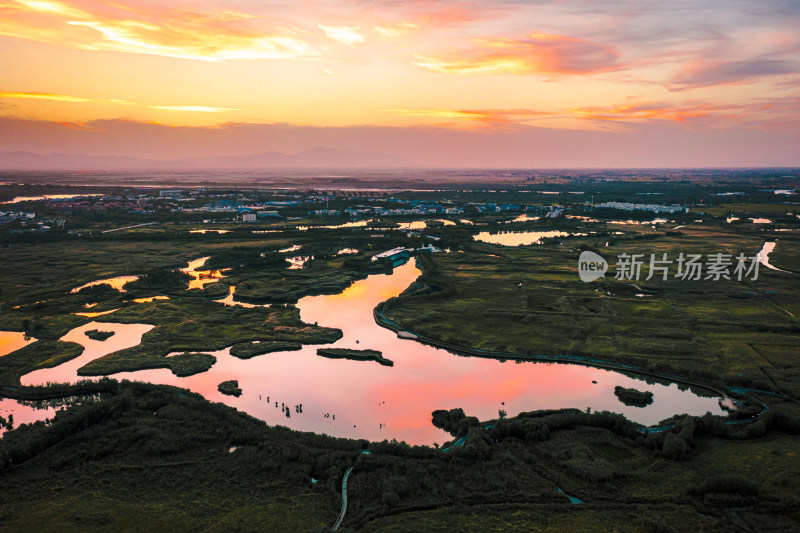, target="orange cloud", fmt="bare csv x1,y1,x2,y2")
0,0,317,61
0,91,95,103
570,102,746,123
384,107,550,129
149,105,239,113
0,90,238,114
52,120,97,130
415,32,619,76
